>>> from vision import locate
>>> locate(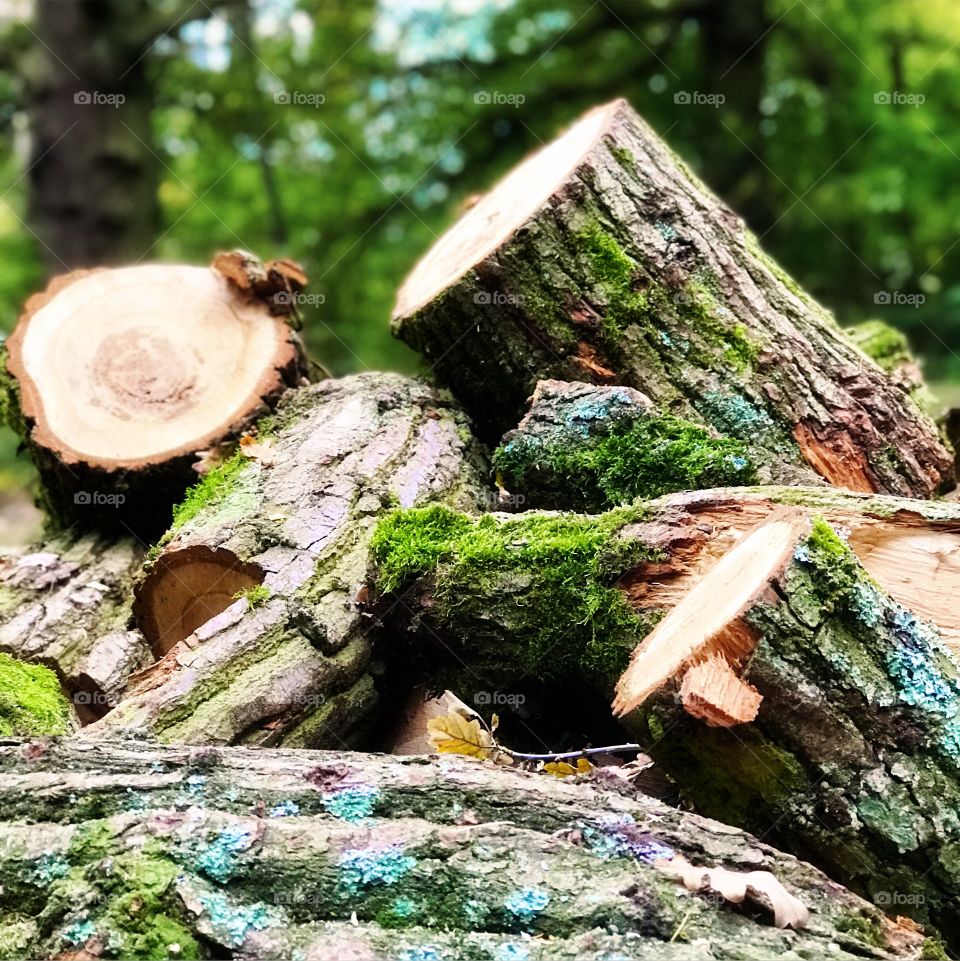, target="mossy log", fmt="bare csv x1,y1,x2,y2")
371,485,960,946
86,373,487,748
0,737,931,960
493,379,792,513
1,252,309,535
0,531,149,721
392,99,951,498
